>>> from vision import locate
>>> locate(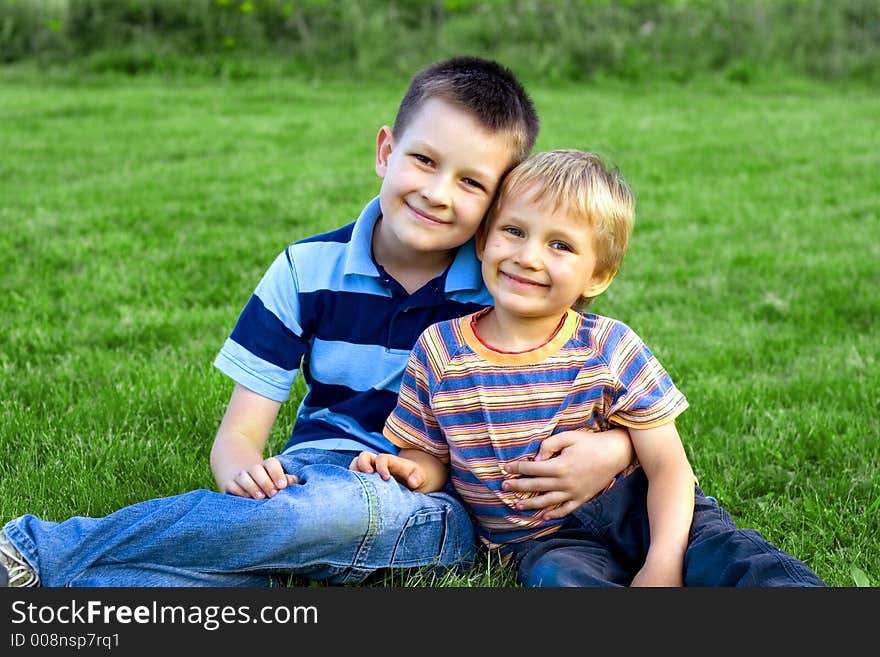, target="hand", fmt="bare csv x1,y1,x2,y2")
499,428,633,520
349,451,426,491
221,456,299,499
630,556,684,587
